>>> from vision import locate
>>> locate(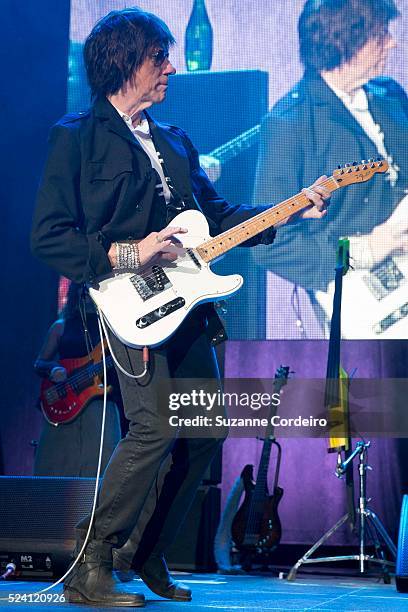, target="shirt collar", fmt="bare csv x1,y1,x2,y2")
327,82,369,112
110,104,150,135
